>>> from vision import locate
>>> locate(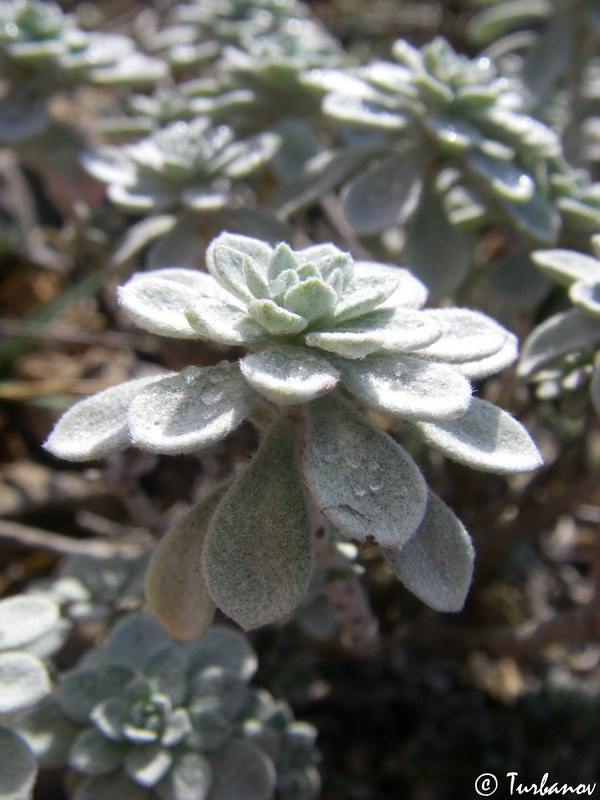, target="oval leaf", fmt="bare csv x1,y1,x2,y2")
203,419,313,630
302,392,427,547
